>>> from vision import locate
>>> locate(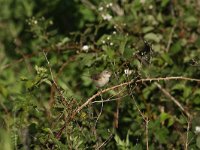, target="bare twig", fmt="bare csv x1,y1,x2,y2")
154,82,191,118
